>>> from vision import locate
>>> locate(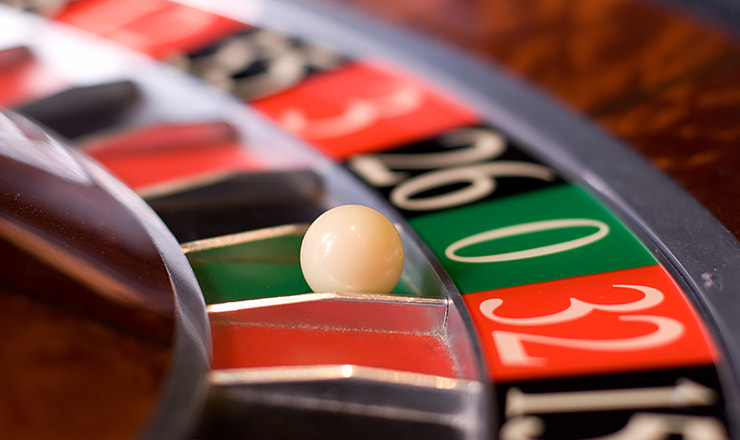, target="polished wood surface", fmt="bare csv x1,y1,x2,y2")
0,290,170,440
0,113,176,440
330,0,740,237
